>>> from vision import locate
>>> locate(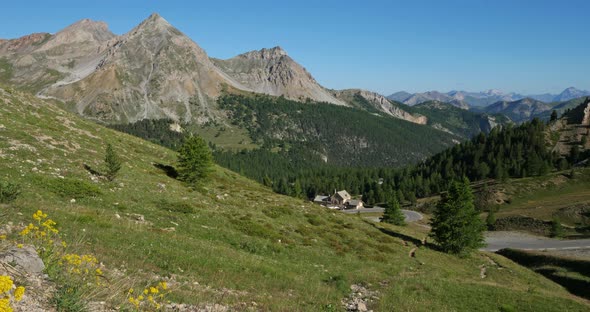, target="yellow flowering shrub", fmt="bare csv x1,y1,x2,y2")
126,281,168,311
0,275,25,312
19,210,62,259
59,253,105,285
11,210,172,310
